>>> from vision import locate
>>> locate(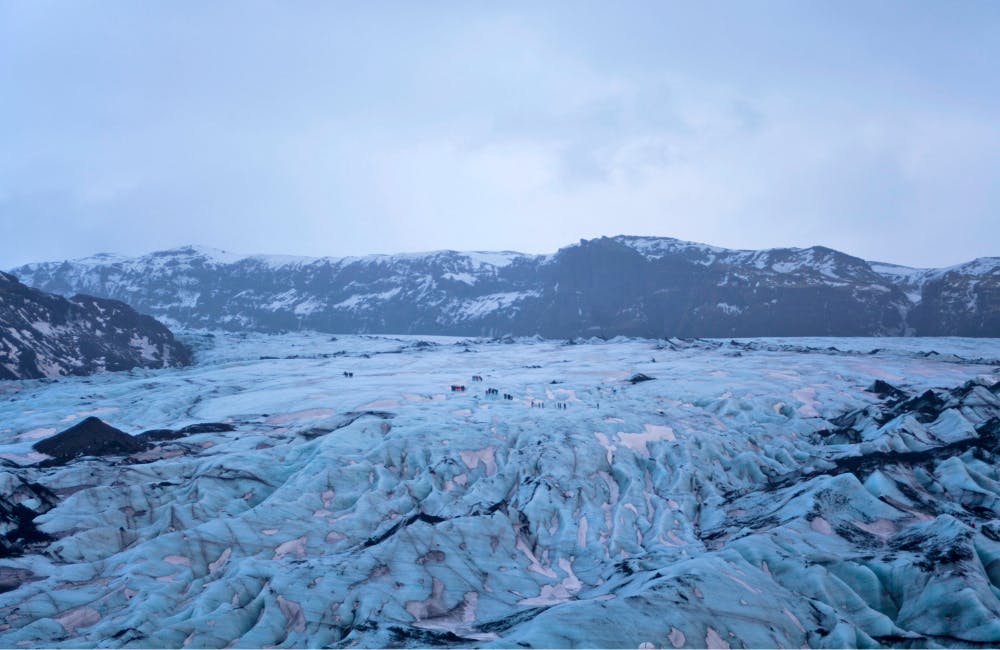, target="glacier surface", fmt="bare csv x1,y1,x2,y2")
1,333,1000,648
